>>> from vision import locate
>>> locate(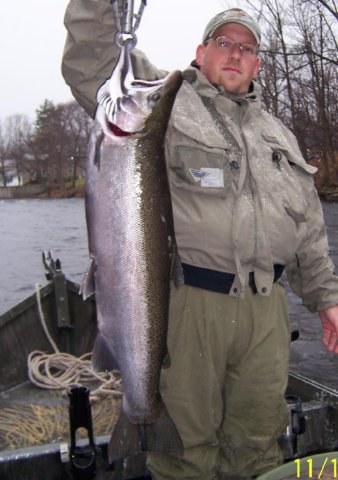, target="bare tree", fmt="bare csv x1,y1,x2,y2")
26,99,92,194
298,0,338,65
0,100,92,195
60,101,92,188
304,0,338,21
29,100,72,192
4,115,32,185
291,0,338,182
0,121,7,187
242,0,338,185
